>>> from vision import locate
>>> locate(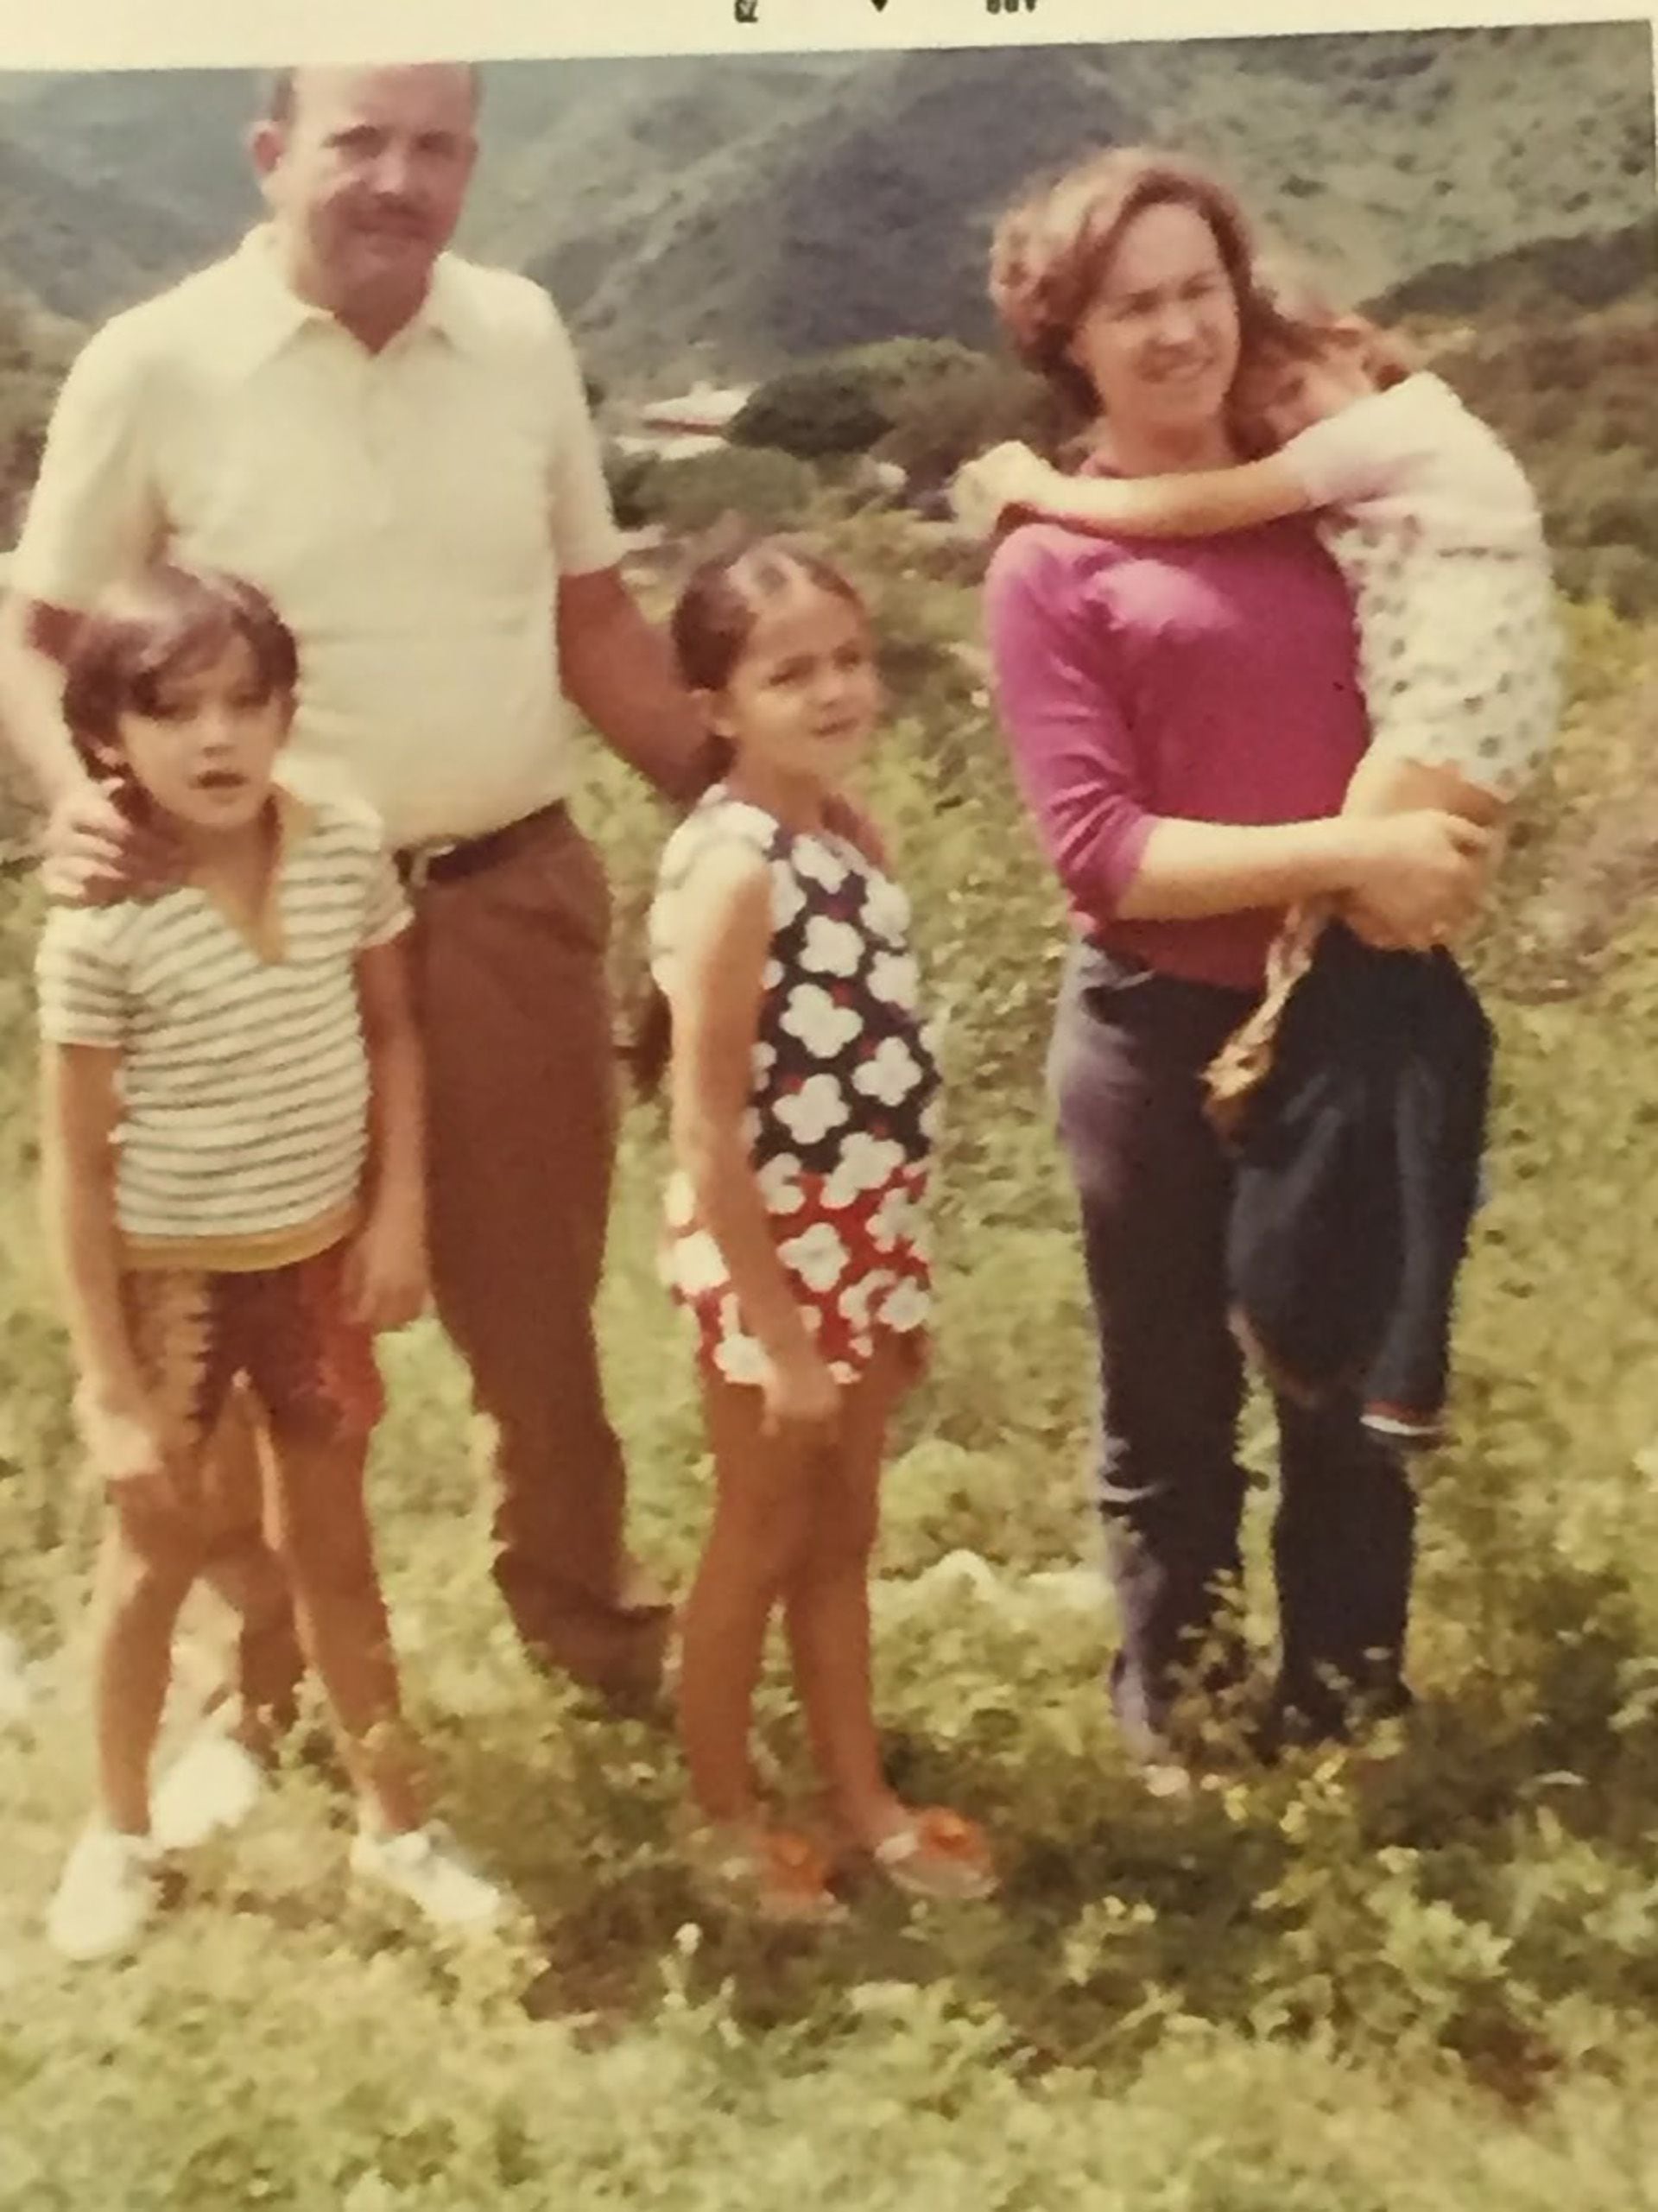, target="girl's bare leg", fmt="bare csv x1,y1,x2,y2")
92,1473,205,1835
679,1372,821,1826
263,1423,423,1835
782,1334,913,1849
